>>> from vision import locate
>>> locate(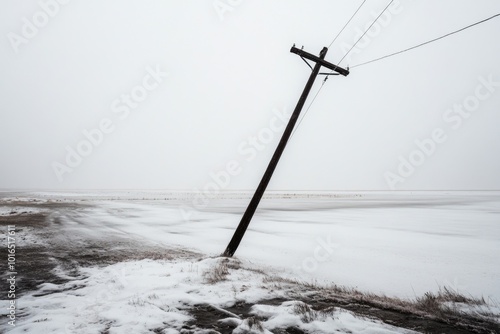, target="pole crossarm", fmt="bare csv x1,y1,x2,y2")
290,46,349,76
